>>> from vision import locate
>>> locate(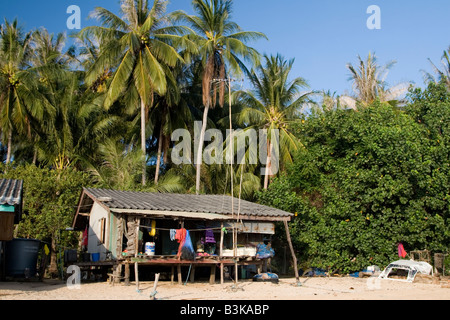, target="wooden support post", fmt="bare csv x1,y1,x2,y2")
134,218,140,291
124,260,130,286
210,265,216,284
283,219,300,282
219,223,224,256
115,263,123,285
220,222,224,285
233,222,238,284
134,261,139,290
171,266,174,284
177,264,182,285
150,273,160,300
116,215,124,259
234,259,238,284
190,265,196,283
